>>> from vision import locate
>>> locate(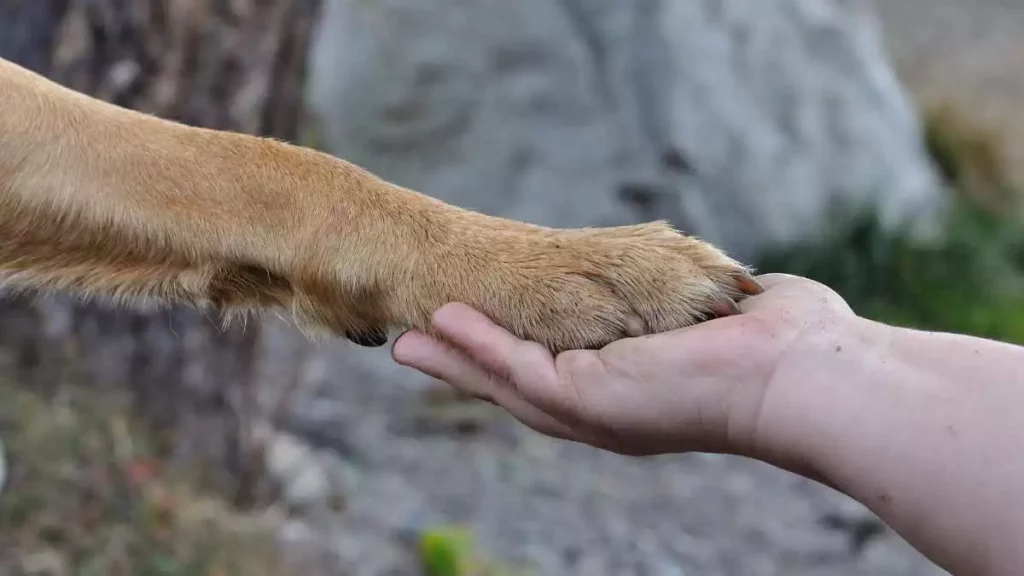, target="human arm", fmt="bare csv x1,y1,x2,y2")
760,290,1024,575
392,274,1024,575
